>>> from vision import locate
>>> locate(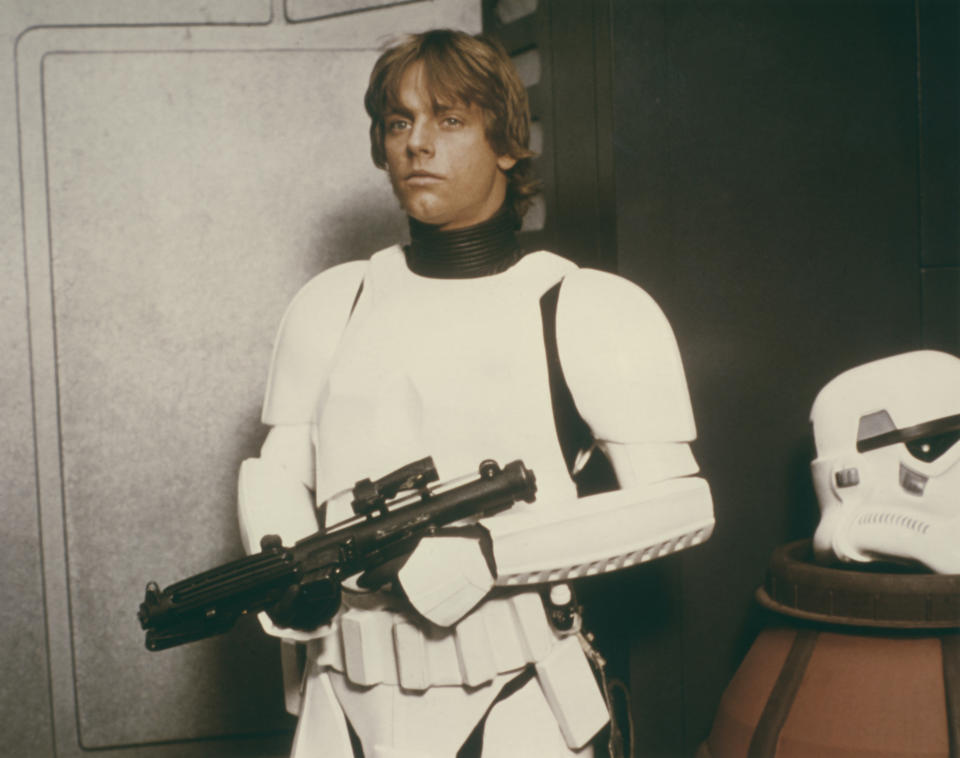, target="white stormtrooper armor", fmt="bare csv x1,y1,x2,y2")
238,245,714,757
810,350,960,573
